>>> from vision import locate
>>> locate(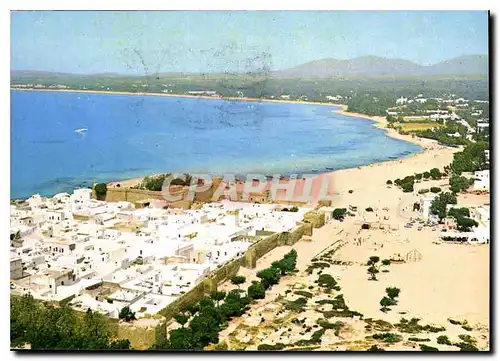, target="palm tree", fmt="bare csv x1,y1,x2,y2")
385,287,401,301
367,265,379,281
